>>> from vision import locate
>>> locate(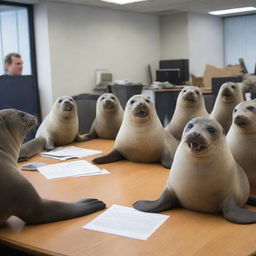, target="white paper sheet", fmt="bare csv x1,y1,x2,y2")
40,146,102,160
82,204,169,240
37,160,109,179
